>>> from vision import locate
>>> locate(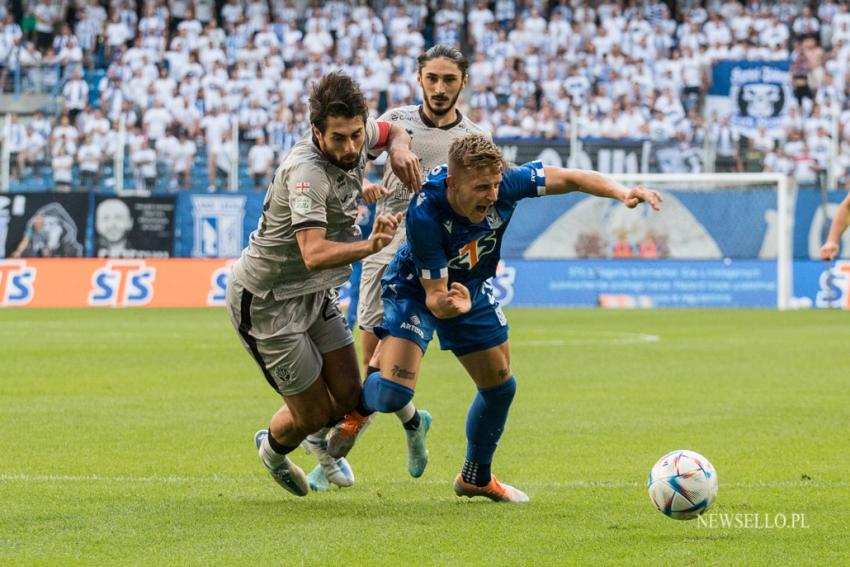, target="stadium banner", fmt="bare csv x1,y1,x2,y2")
92,195,176,258
2,257,845,310
502,189,848,261
491,259,778,308
496,138,652,174
487,259,849,309
173,192,264,258
0,192,88,259
706,59,792,137
0,258,233,307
